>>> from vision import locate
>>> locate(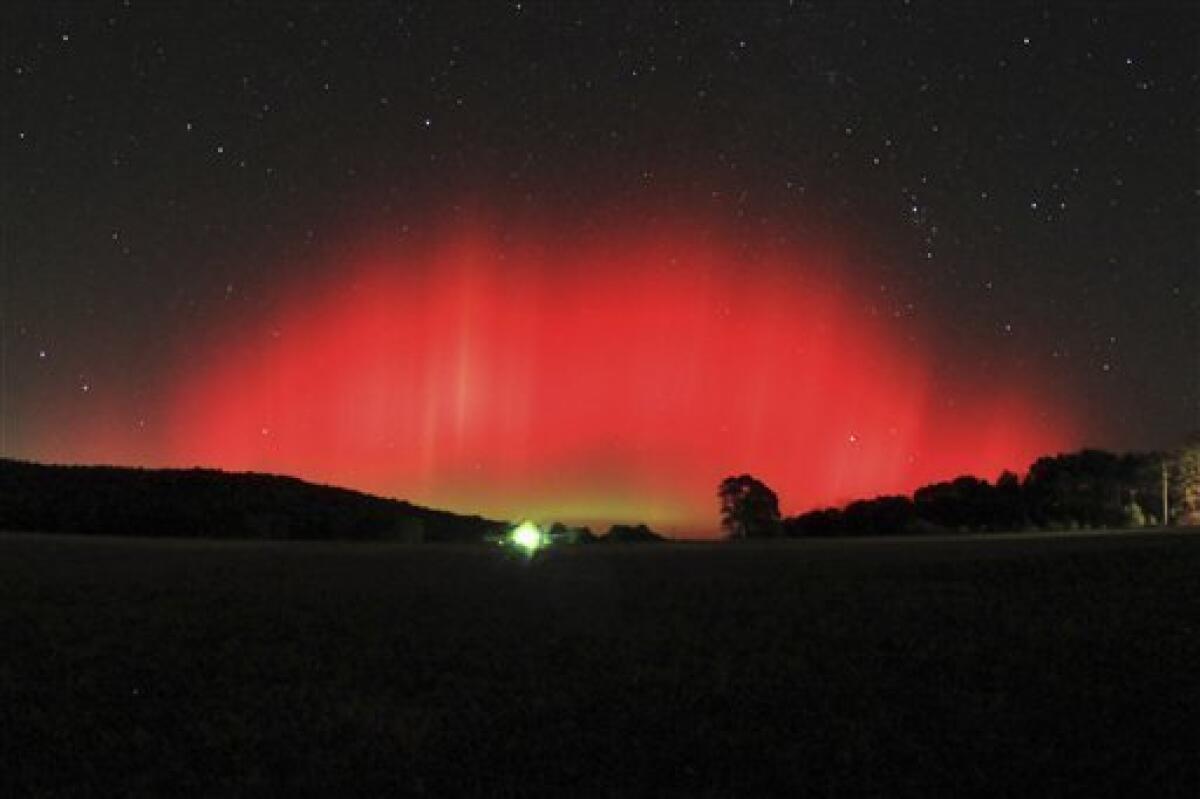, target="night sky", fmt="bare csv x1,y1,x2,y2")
2,1,1197,534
